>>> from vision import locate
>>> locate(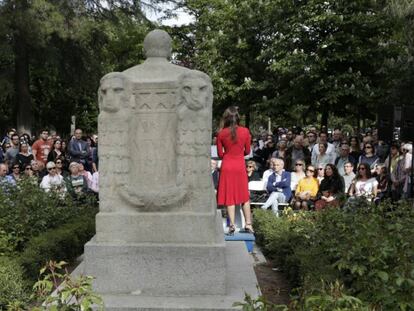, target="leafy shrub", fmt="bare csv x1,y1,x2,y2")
253,201,414,310
18,210,96,281
0,257,28,309
0,179,96,254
